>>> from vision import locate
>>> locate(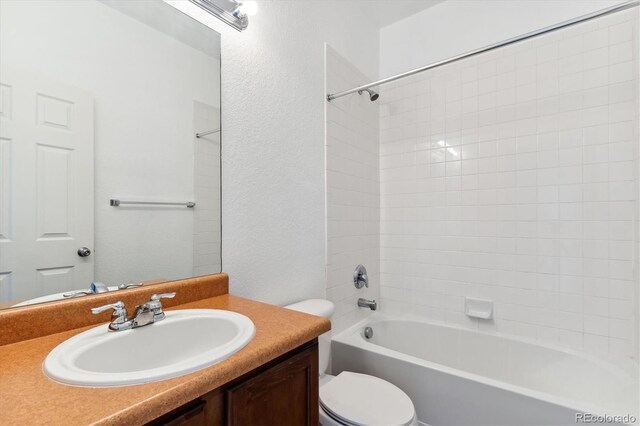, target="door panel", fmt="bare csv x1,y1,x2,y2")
36,266,75,296
0,137,10,241
36,94,74,130
0,272,11,302
0,83,11,119
36,144,74,239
